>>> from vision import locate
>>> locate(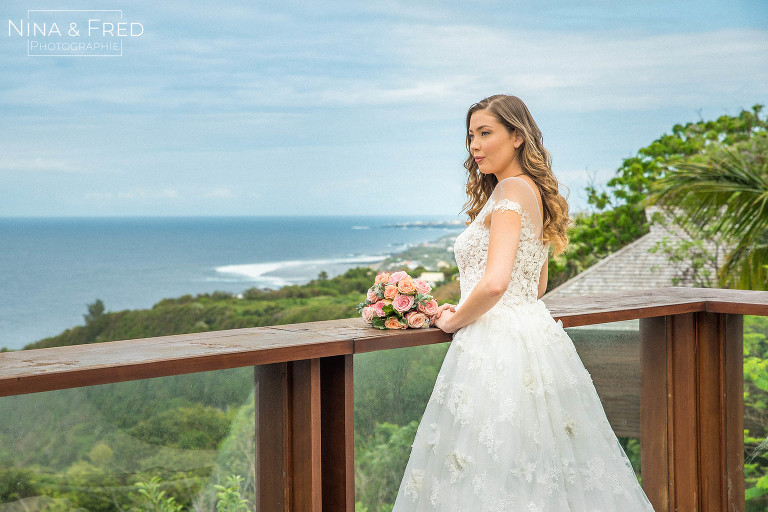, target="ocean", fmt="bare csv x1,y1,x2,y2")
0,216,464,351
